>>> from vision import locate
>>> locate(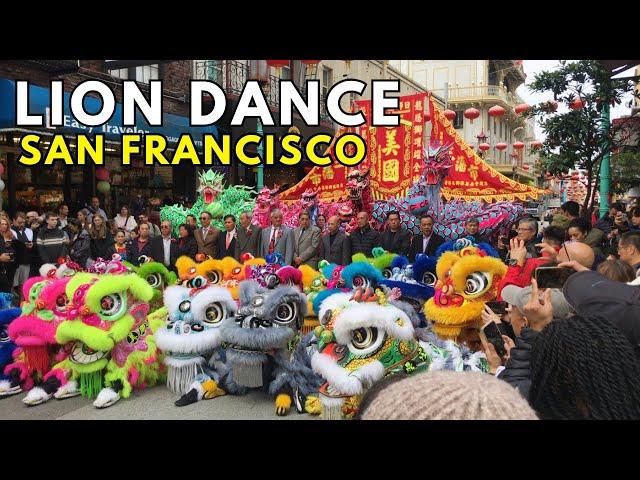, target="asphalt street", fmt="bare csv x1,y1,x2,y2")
0,385,316,420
